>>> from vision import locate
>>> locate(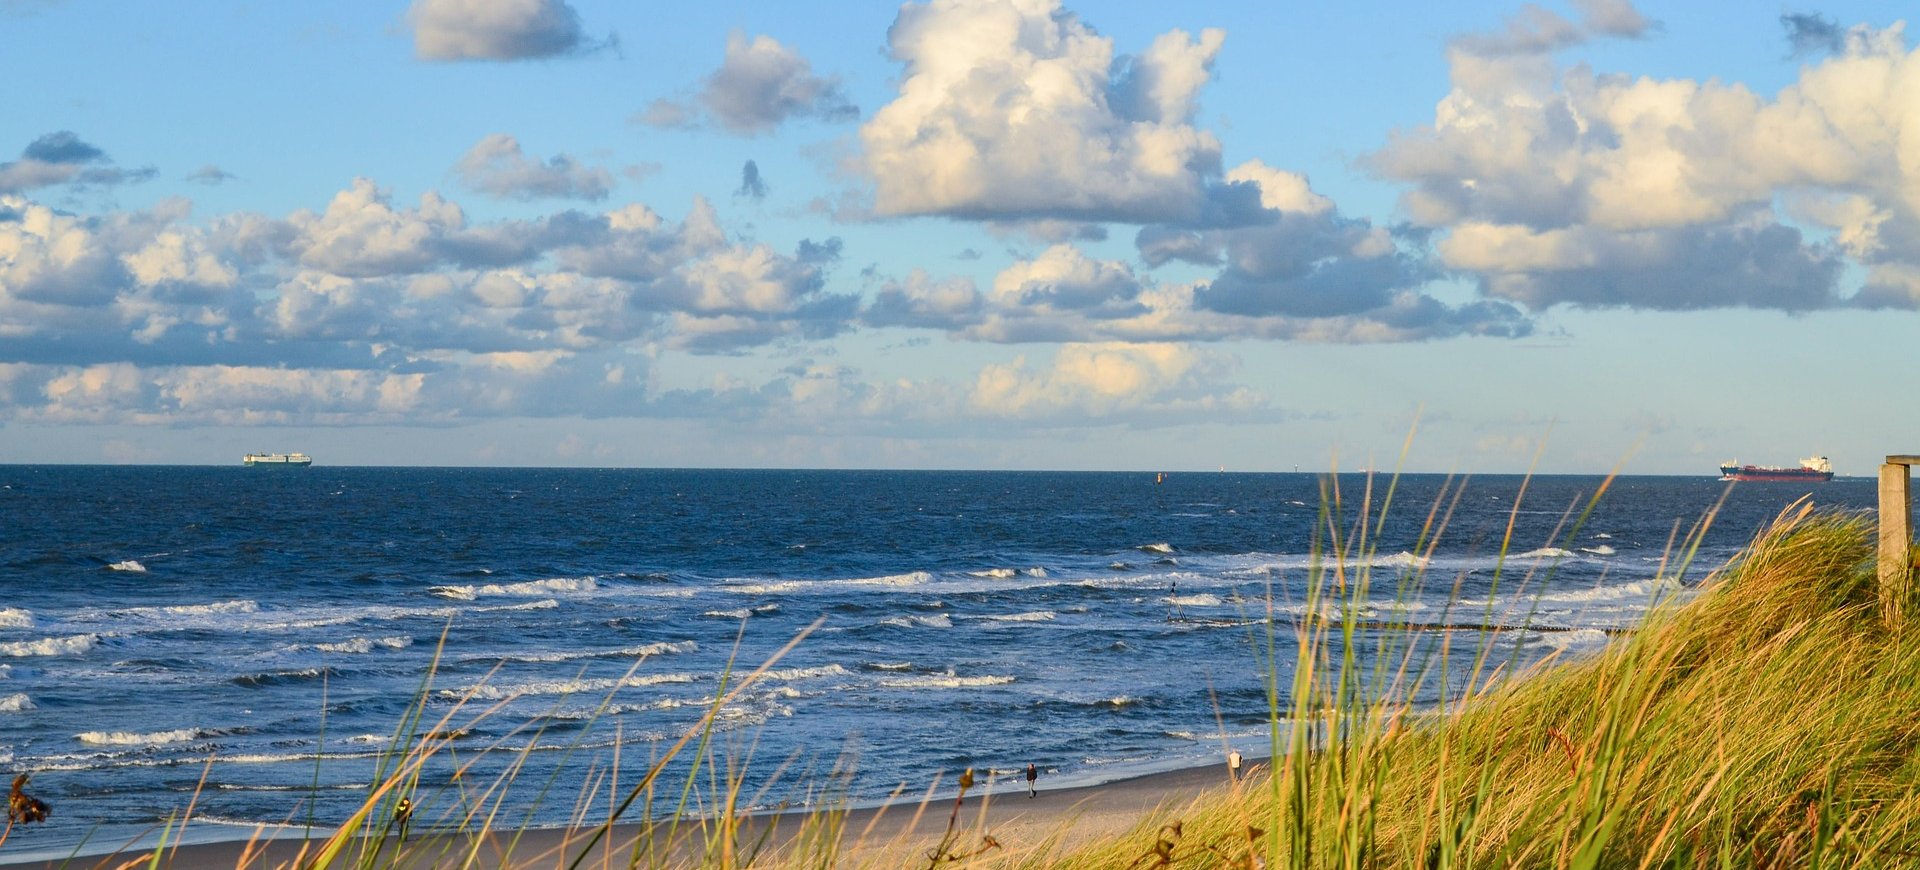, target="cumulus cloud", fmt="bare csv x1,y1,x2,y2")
0,131,153,193
1371,16,1920,311
644,32,855,135
968,342,1260,421
408,0,601,62
0,178,864,425
454,134,612,201
860,0,1227,222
